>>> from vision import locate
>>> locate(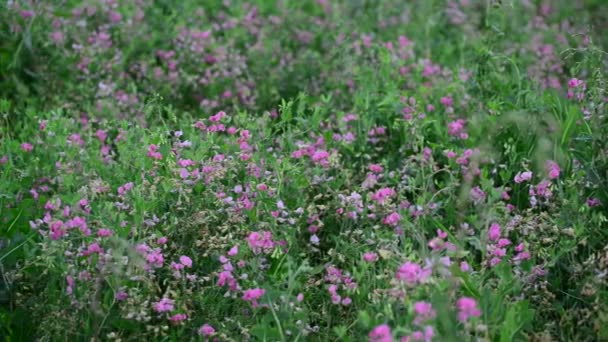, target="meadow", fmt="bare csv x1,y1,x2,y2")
1,0,607,341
